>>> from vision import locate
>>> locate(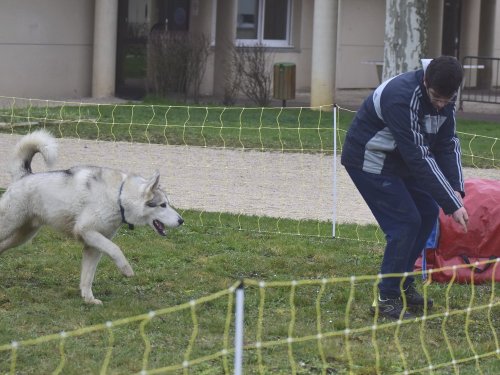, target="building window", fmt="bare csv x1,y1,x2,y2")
236,0,292,47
